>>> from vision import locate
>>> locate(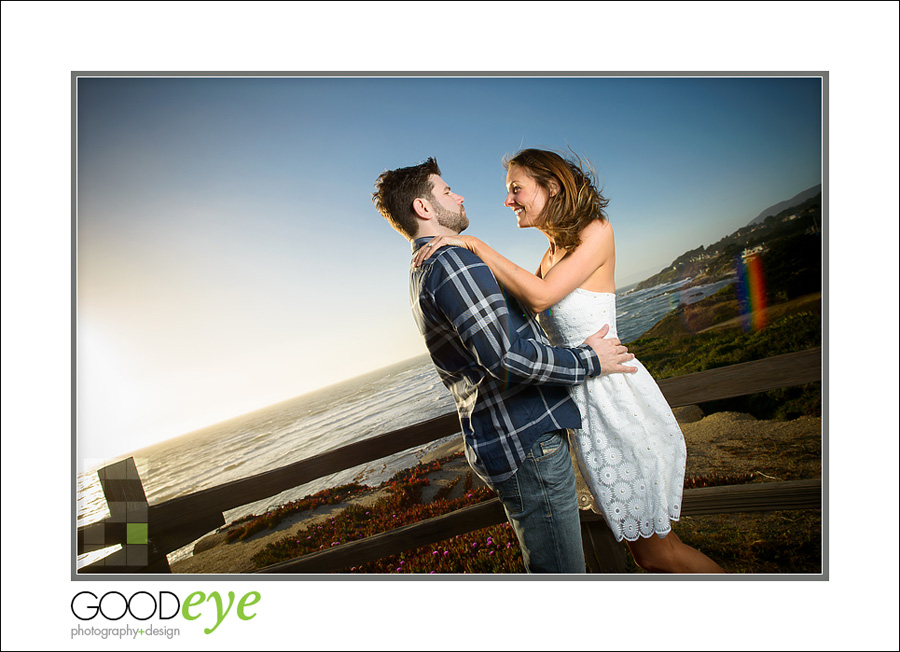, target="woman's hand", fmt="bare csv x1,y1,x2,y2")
412,235,478,267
